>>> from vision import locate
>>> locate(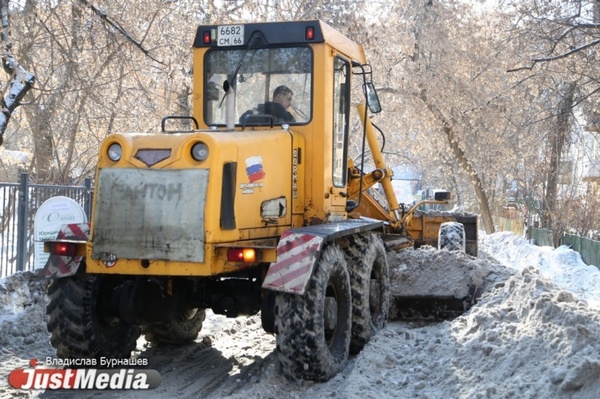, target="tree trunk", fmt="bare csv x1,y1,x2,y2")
0,0,36,147
543,81,575,247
